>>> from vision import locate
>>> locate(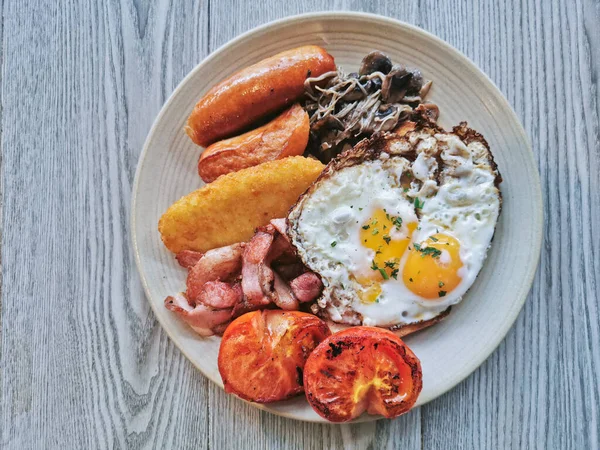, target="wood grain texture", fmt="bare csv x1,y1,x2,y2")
0,0,598,449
